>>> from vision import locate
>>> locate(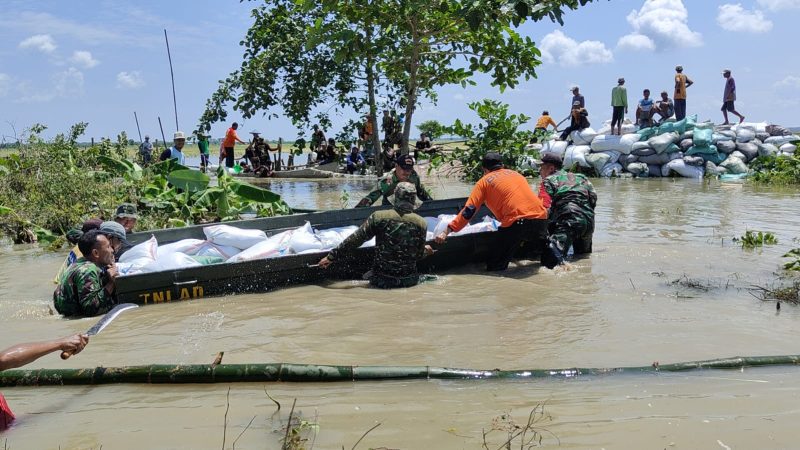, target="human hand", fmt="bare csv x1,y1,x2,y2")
435,230,449,244
59,334,89,360
318,257,332,269
424,245,436,257
106,264,119,280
